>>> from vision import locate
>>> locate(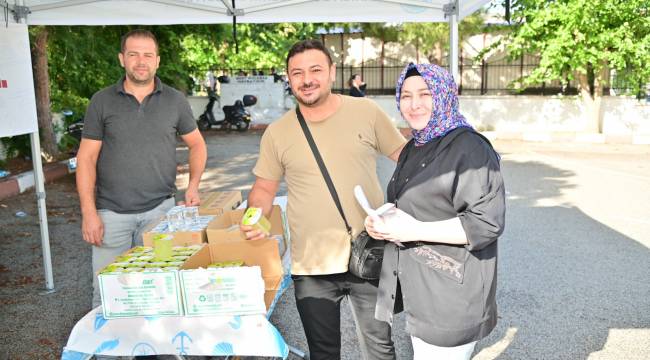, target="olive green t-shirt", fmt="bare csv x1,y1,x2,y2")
253,95,406,275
